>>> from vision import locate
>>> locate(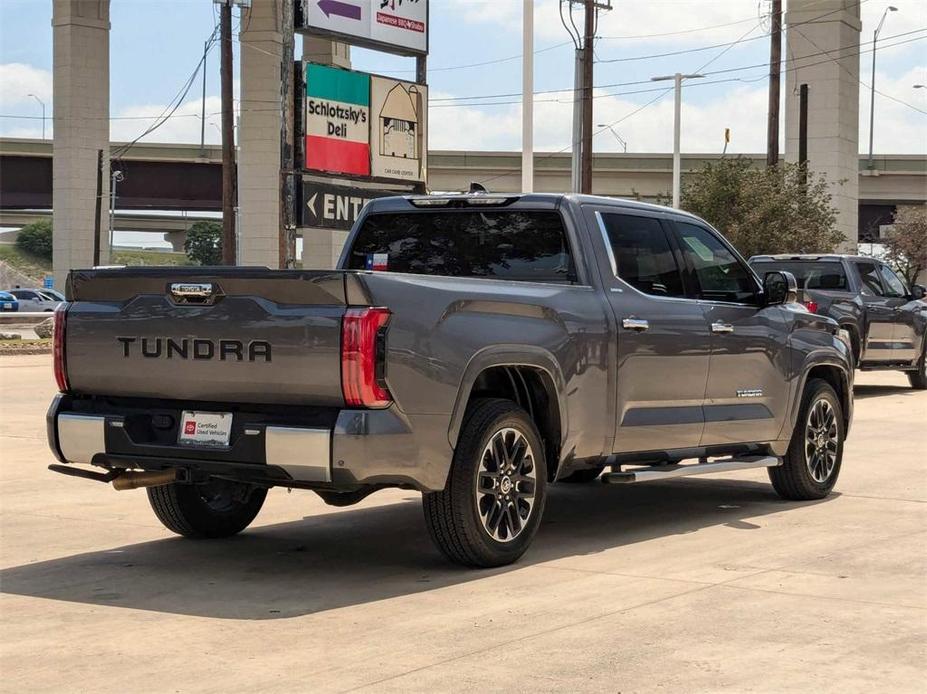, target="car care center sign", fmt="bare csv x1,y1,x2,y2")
305,63,426,183
300,0,428,56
